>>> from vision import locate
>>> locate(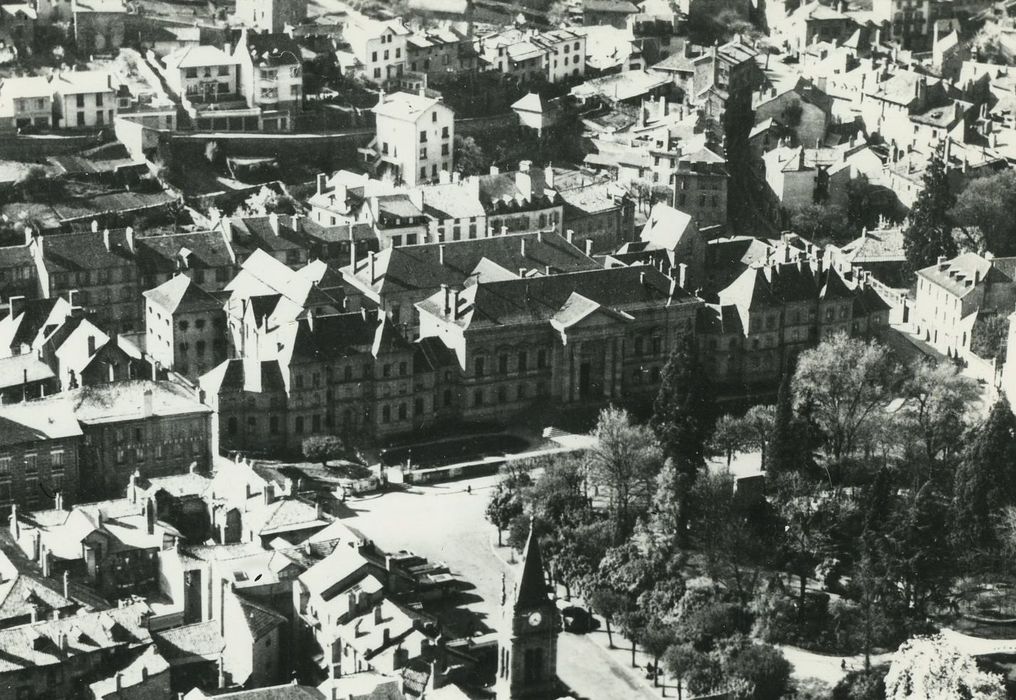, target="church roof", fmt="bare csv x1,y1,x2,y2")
514,521,548,610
